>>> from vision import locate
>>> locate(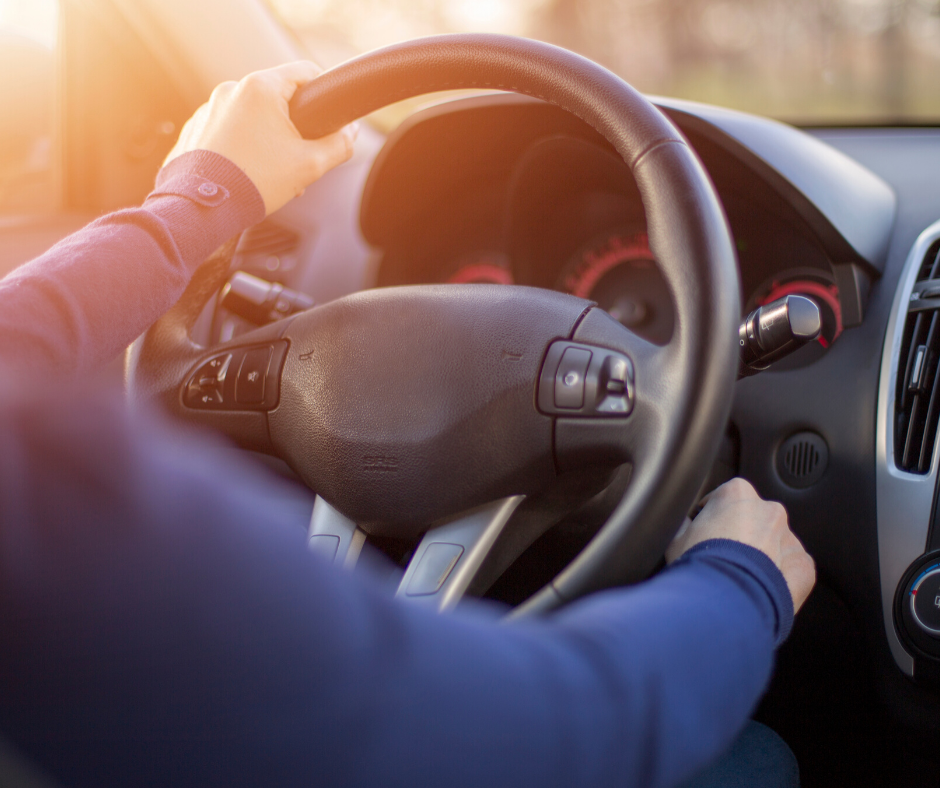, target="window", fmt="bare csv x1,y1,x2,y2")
0,0,58,214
